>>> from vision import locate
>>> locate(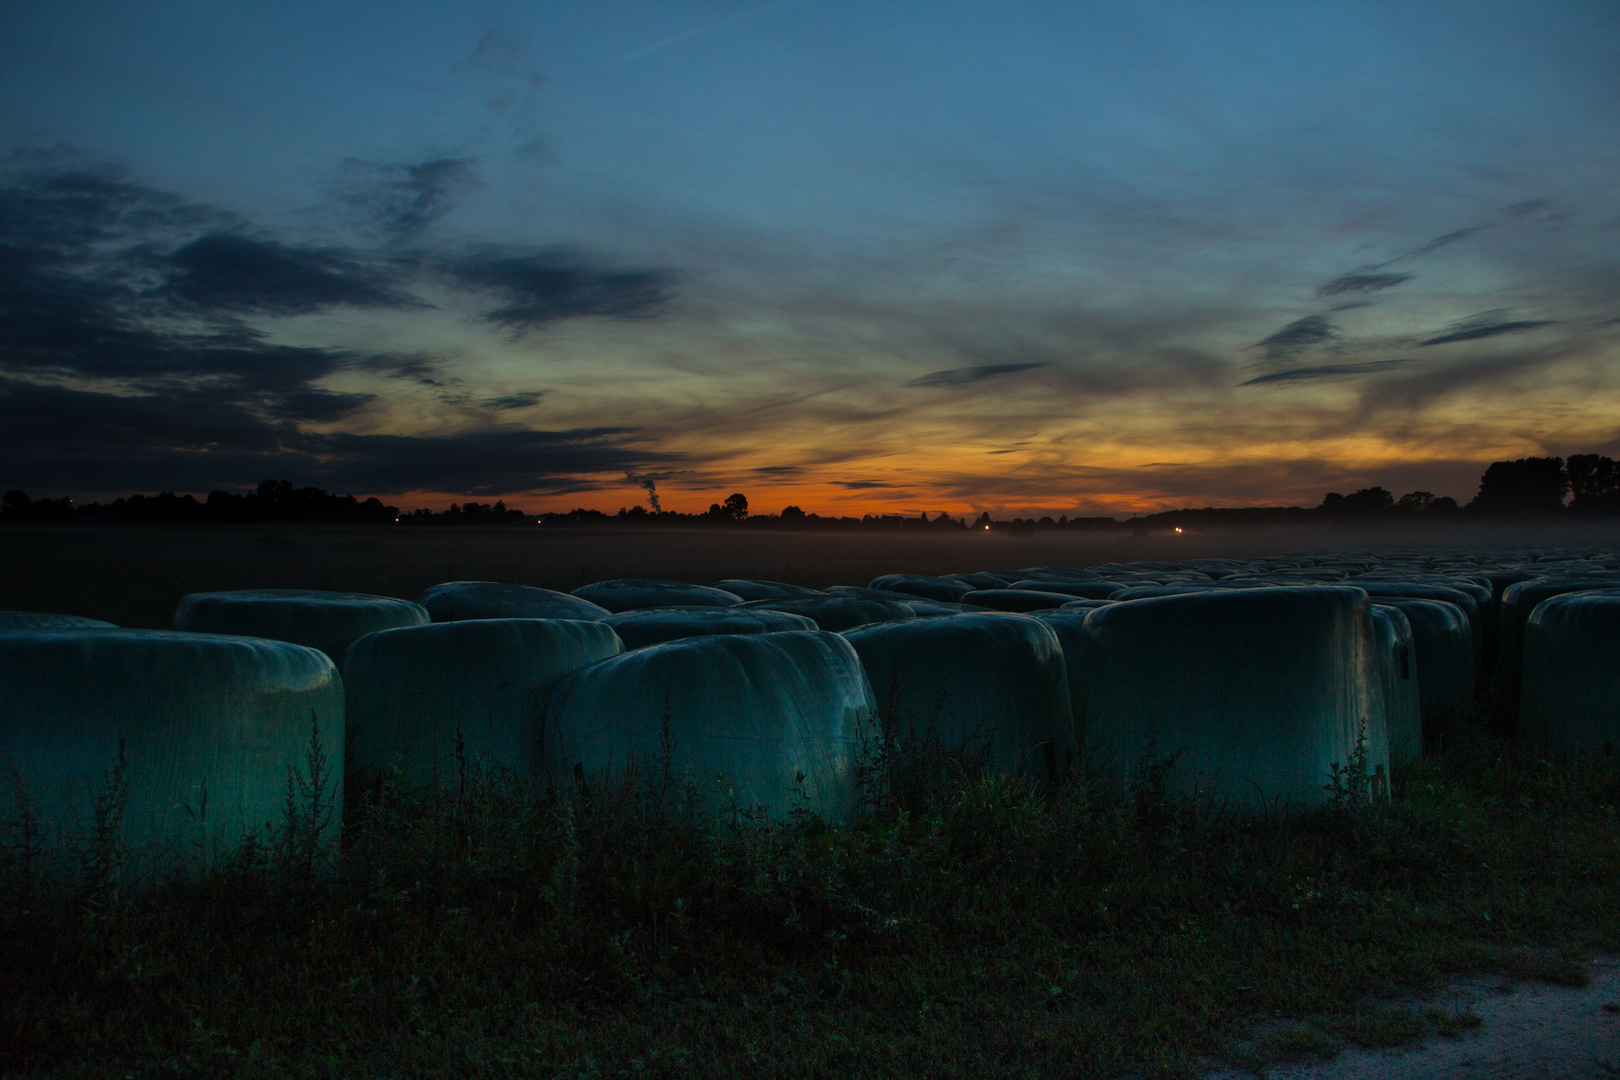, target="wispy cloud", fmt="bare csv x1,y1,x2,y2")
331,157,482,239
446,247,676,333
1418,310,1554,346
1250,315,1336,365
1315,272,1411,297
907,362,1047,388
1240,359,1412,386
